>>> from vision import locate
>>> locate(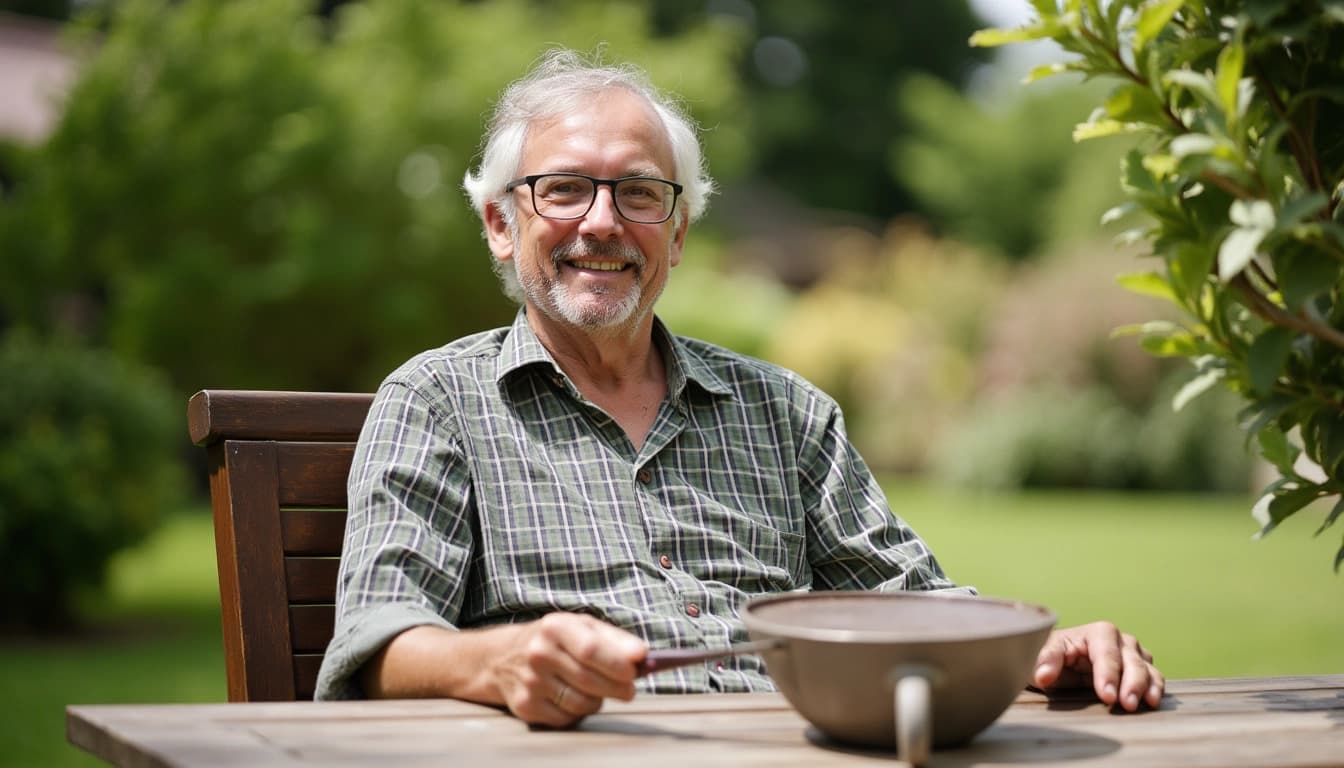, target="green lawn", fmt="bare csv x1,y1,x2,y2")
5,486,1341,767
